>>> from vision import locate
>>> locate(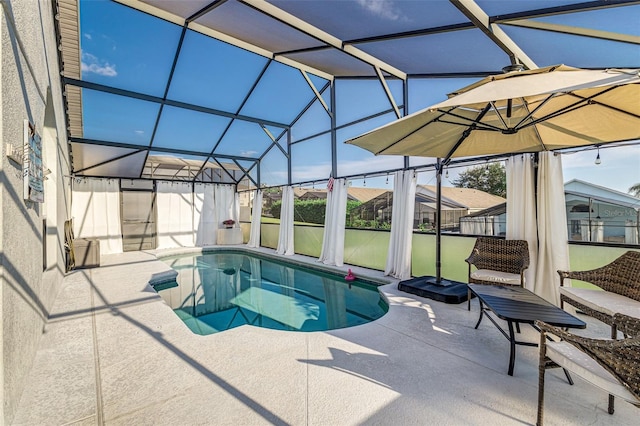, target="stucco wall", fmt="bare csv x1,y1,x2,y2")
0,0,71,422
